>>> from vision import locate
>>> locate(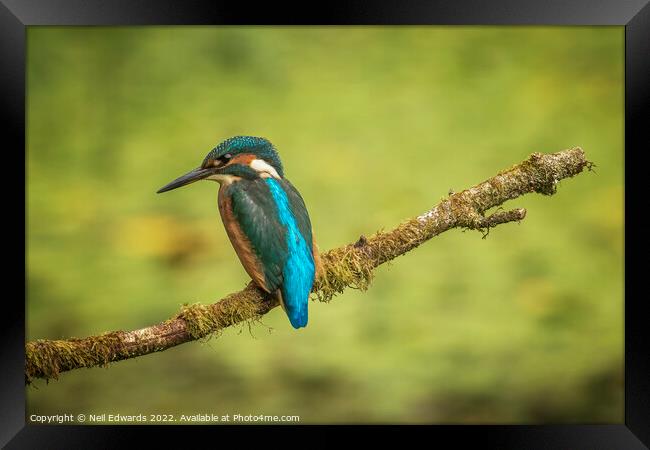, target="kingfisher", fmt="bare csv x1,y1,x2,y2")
157,136,320,329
